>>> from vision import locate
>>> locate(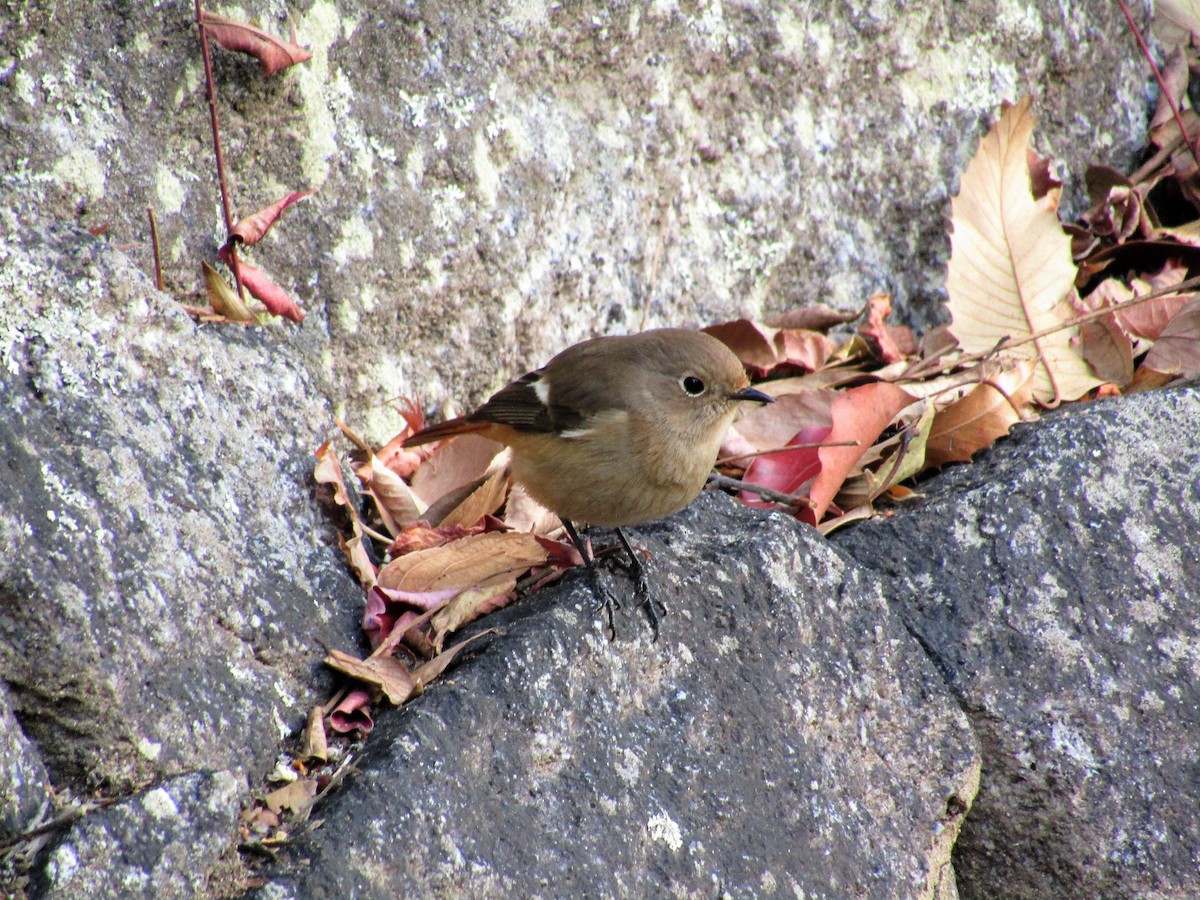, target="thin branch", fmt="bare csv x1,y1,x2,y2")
194,0,247,301
147,206,164,291
706,472,815,509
